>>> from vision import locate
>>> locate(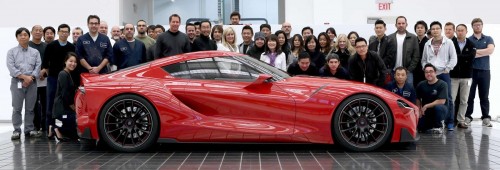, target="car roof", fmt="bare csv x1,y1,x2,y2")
150,51,247,68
